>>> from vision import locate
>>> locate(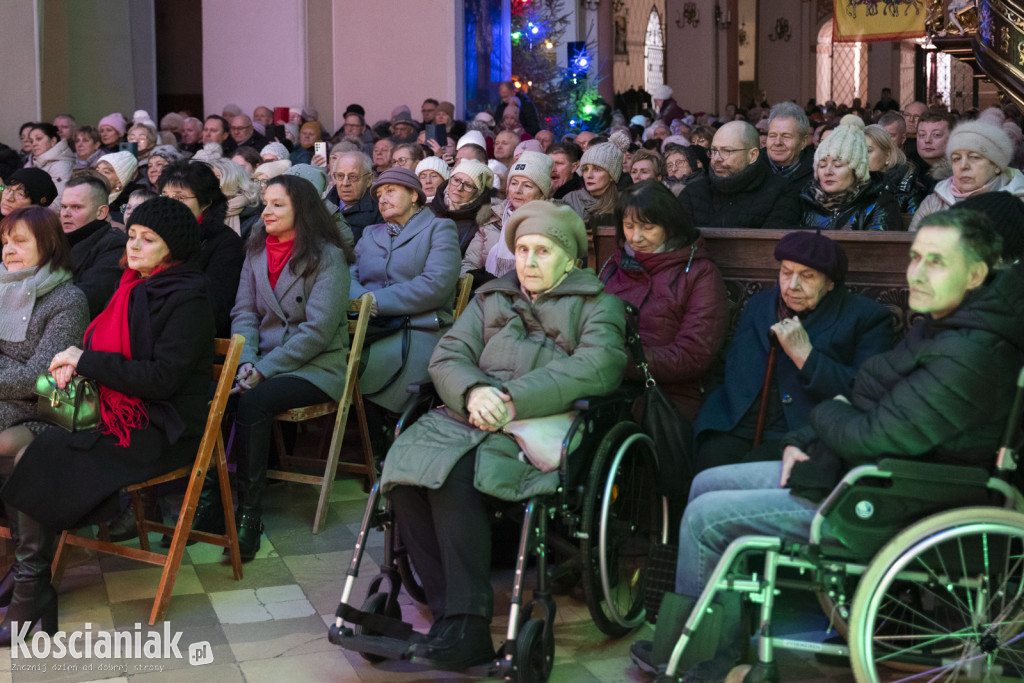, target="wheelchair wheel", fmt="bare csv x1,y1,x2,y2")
849,507,1024,682
514,618,553,683
355,591,402,663
581,422,665,638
